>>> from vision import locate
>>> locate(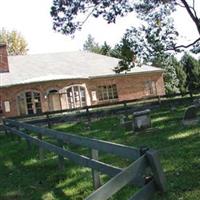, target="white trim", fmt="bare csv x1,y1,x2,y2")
61,84,91,108
16,90,42,115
